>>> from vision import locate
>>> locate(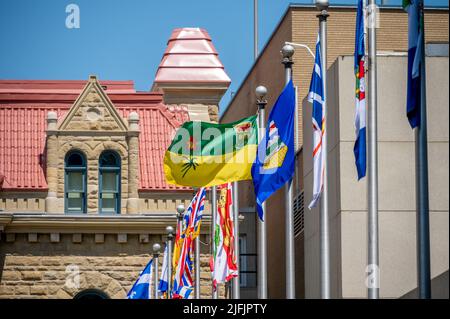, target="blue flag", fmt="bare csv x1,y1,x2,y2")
252,80,296,220
404,0,423,128
127,258,153,299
